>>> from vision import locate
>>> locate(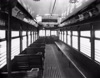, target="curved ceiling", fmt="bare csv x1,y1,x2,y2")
18,0,95,25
